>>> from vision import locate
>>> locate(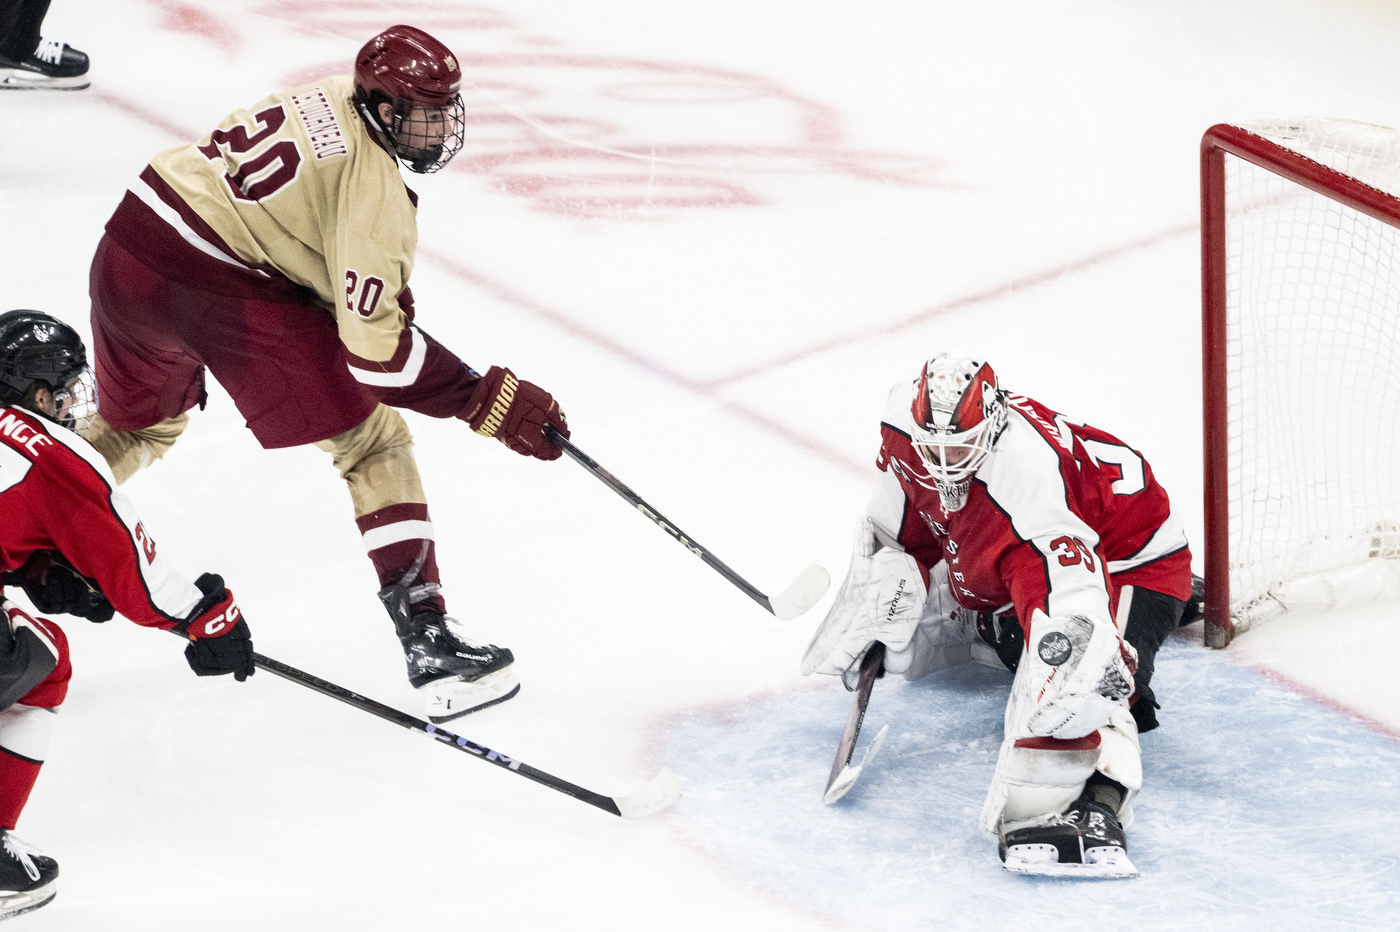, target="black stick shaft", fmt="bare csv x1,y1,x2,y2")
249,650,622,816
826,642,885,793
544,425,775,615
